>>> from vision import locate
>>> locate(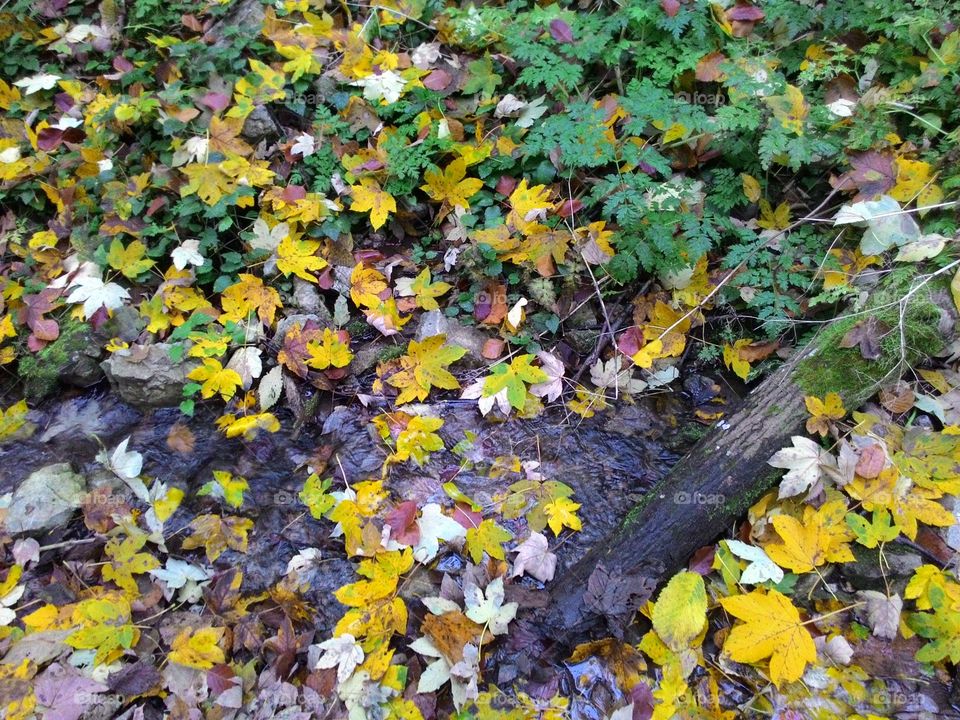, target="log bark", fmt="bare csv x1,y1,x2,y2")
541,274,956,640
